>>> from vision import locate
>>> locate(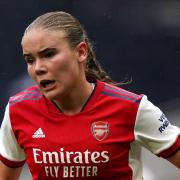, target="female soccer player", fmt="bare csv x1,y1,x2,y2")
0,11,179,180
